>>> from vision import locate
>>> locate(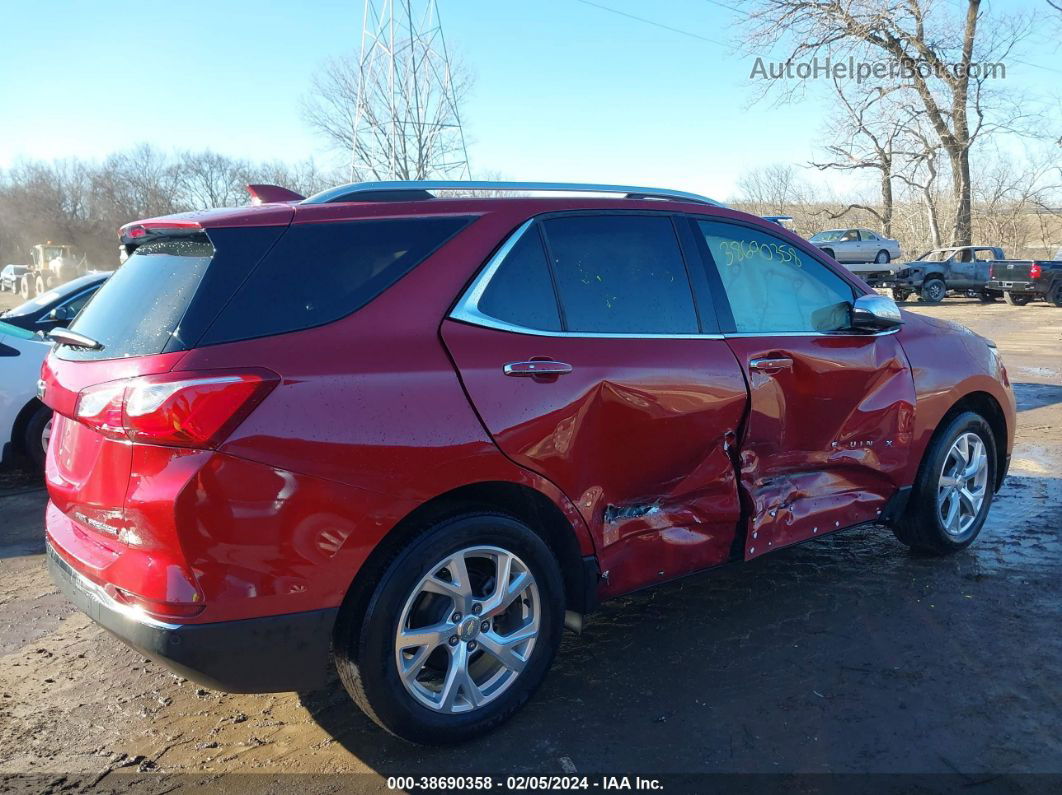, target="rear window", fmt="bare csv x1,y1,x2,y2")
59,217,470,360
61,237,214,360
200,216,471,345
